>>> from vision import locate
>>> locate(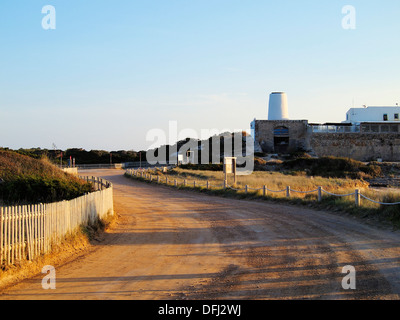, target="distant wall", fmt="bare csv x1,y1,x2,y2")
310,133,400,162
253,119,400,161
